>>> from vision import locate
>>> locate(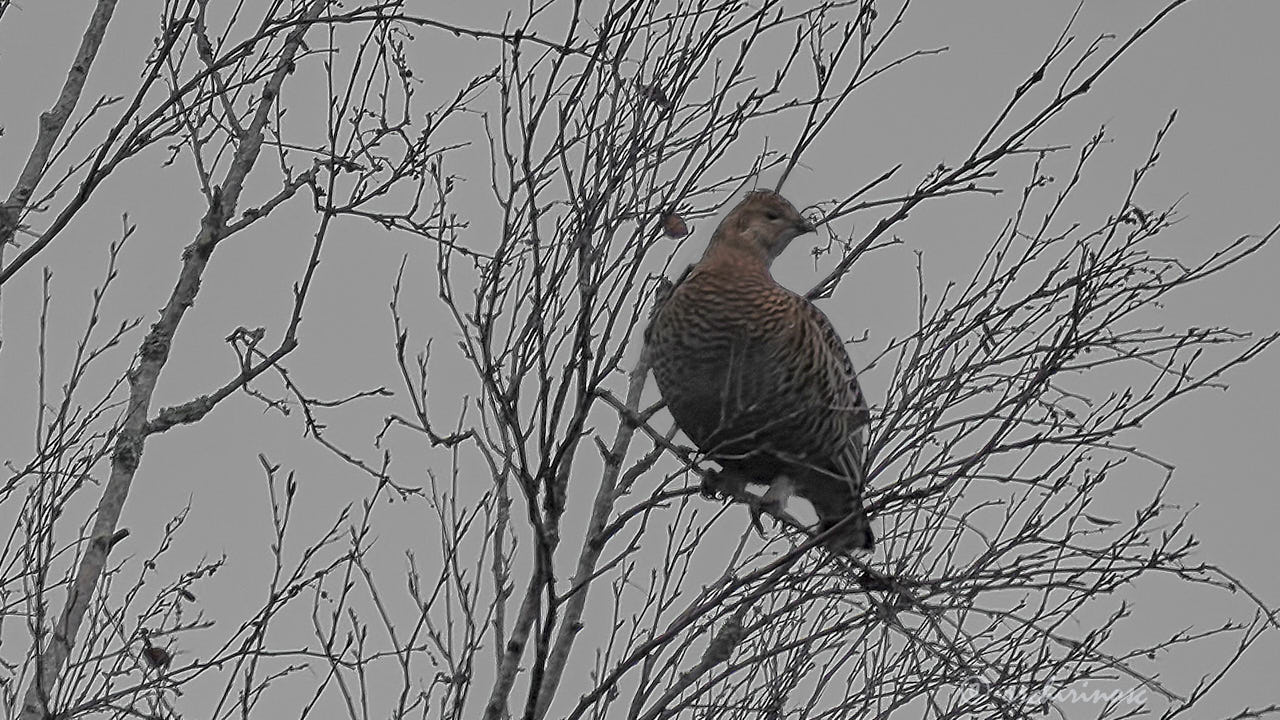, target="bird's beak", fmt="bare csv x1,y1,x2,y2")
797,217,816,235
